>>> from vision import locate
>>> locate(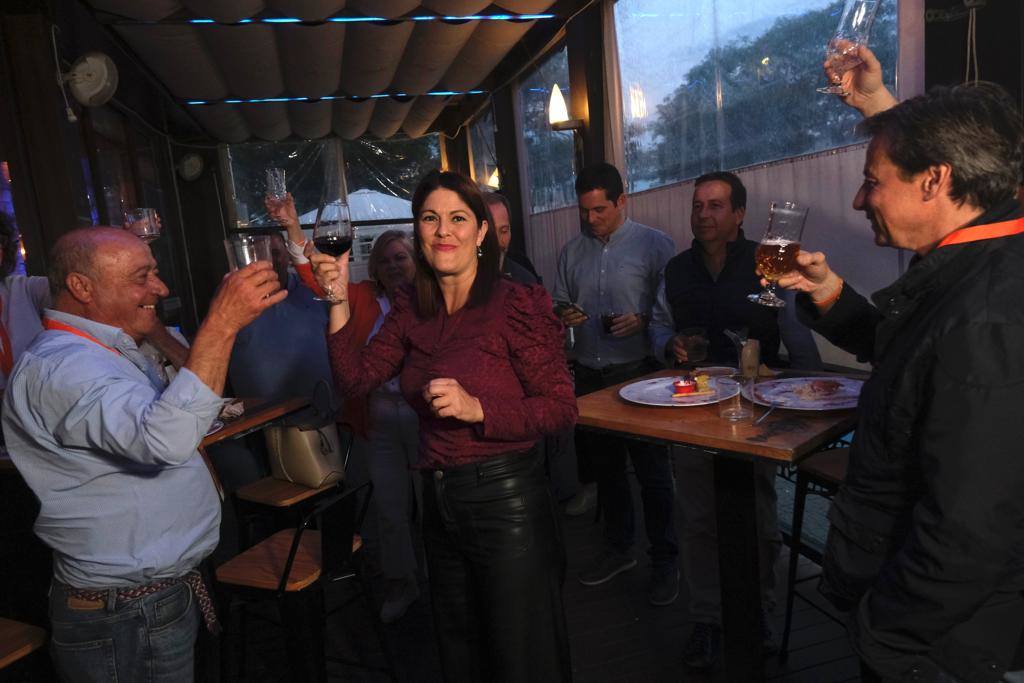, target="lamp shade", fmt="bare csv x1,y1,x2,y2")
548,83,569,125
